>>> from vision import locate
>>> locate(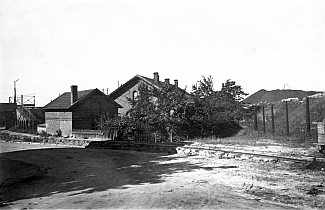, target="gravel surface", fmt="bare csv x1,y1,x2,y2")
0,141,324,209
